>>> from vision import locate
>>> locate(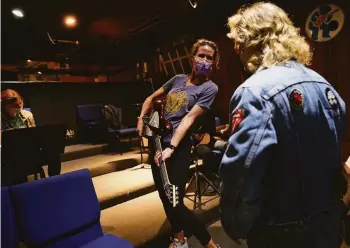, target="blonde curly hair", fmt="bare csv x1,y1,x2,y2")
227,2,312,72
